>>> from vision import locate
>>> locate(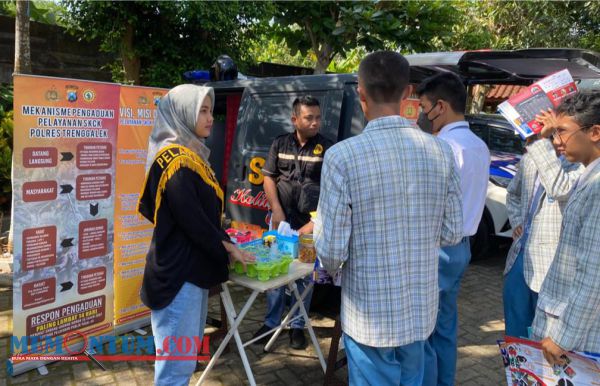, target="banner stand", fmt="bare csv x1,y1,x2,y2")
8,341,85,376
113,317,150,337
7,78,168,377
7,342,107,377
83,349,106,371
